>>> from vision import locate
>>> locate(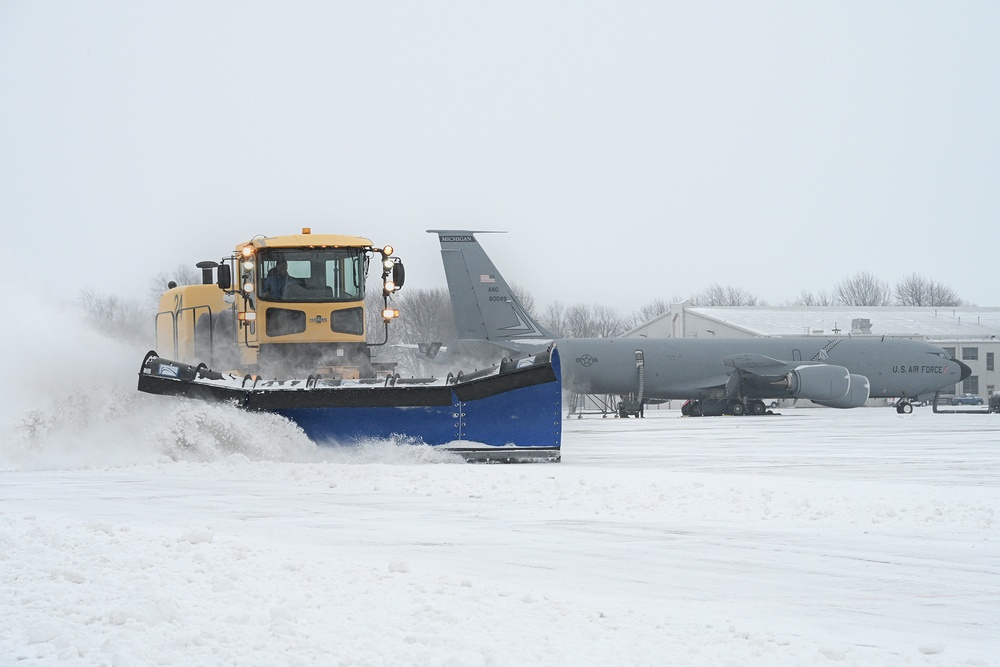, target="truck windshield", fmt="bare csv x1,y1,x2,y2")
257,248,366,302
